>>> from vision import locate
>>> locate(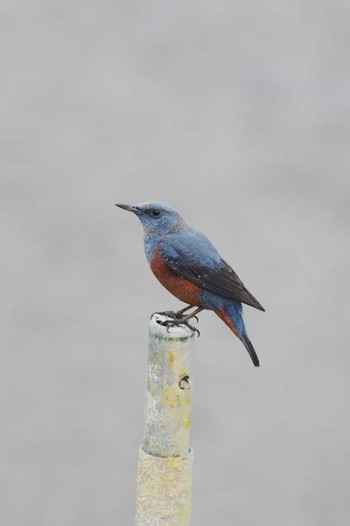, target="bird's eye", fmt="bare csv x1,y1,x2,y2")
151,209,161,217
